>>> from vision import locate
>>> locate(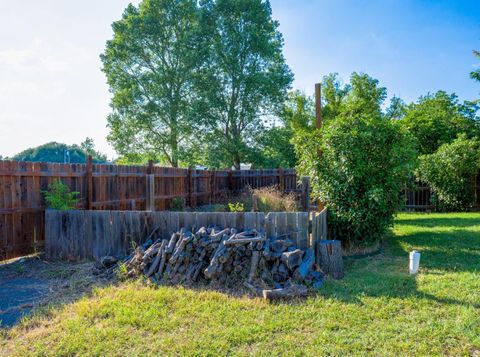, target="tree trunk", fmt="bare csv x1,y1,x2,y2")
318,240,344,279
